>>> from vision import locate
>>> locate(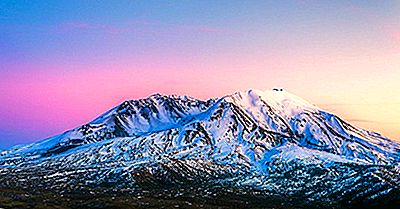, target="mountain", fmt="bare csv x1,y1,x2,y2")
1,89,399,208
